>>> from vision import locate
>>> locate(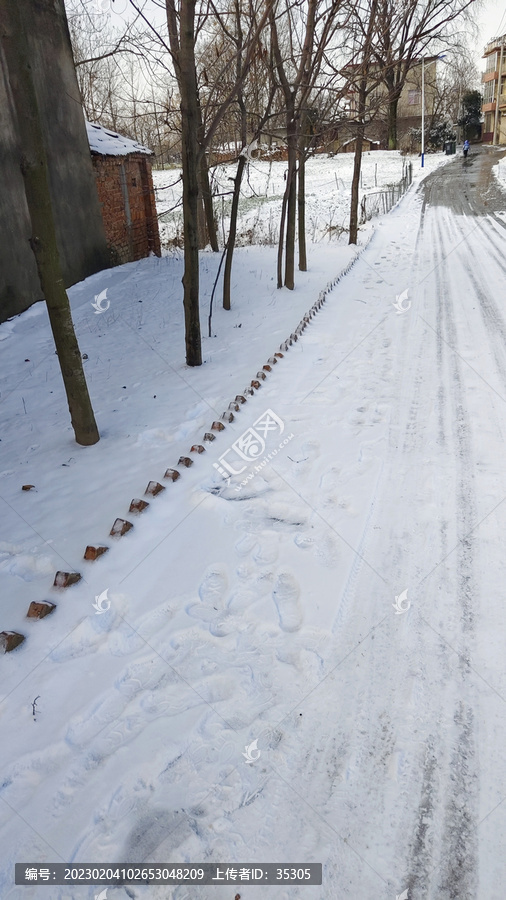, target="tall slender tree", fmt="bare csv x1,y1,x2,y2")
165,0,274,361
166,0,203,365
347,0,380,244
269,0,343,289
